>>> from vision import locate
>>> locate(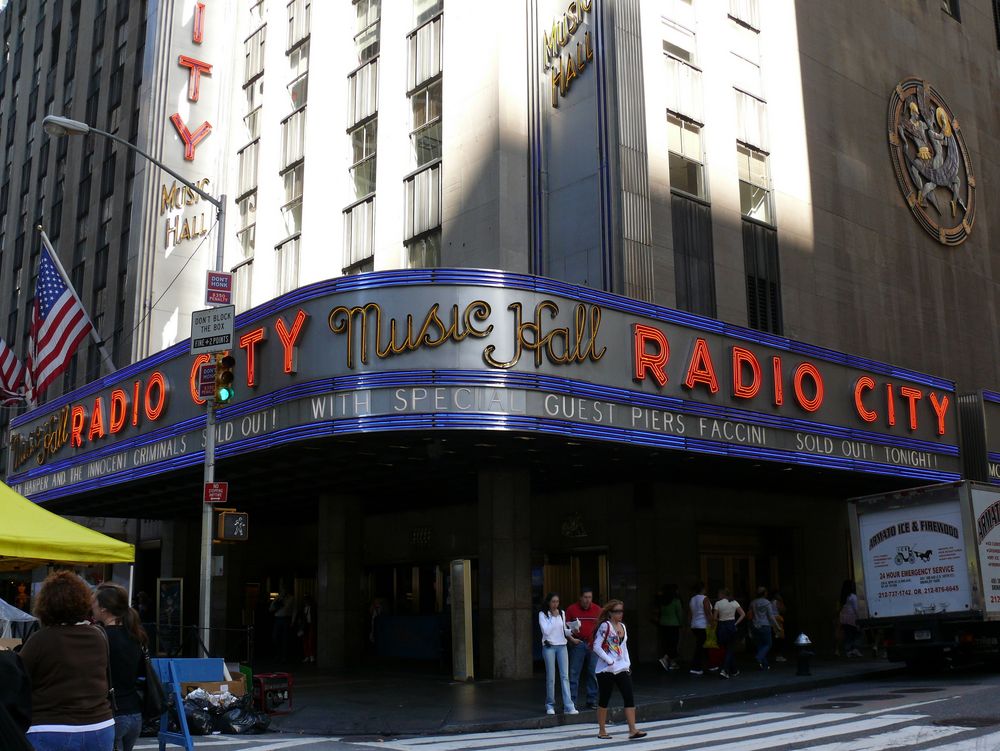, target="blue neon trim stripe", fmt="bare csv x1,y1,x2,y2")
6,368,960,487
983,390,1000,405
18,412,961,504
12,269,956,428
